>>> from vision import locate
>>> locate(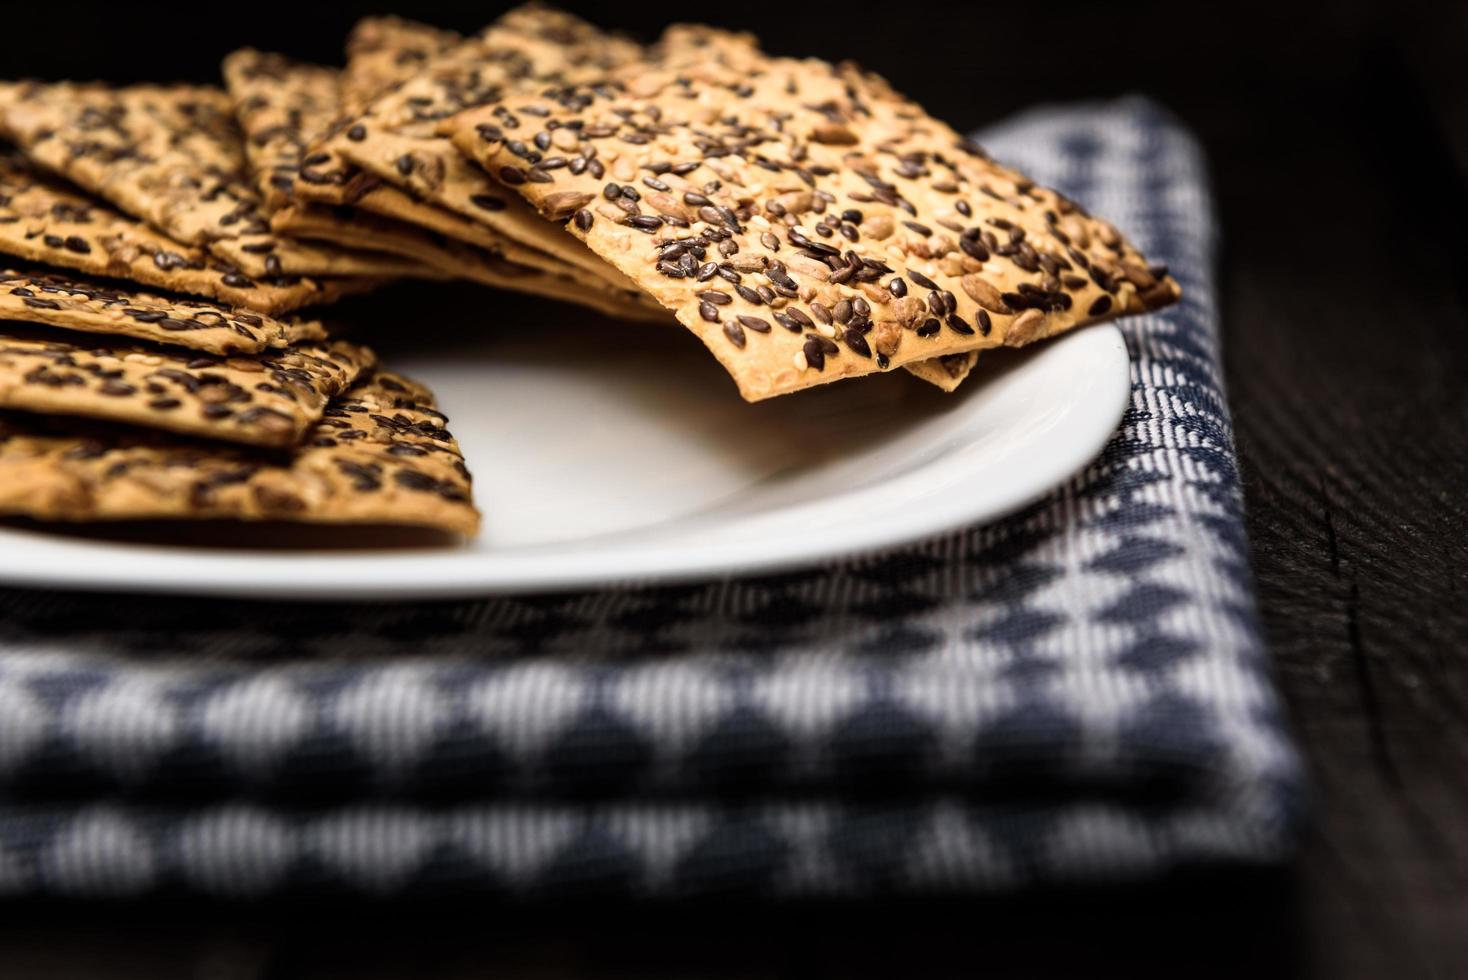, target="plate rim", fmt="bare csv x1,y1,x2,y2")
0,324,1131,600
